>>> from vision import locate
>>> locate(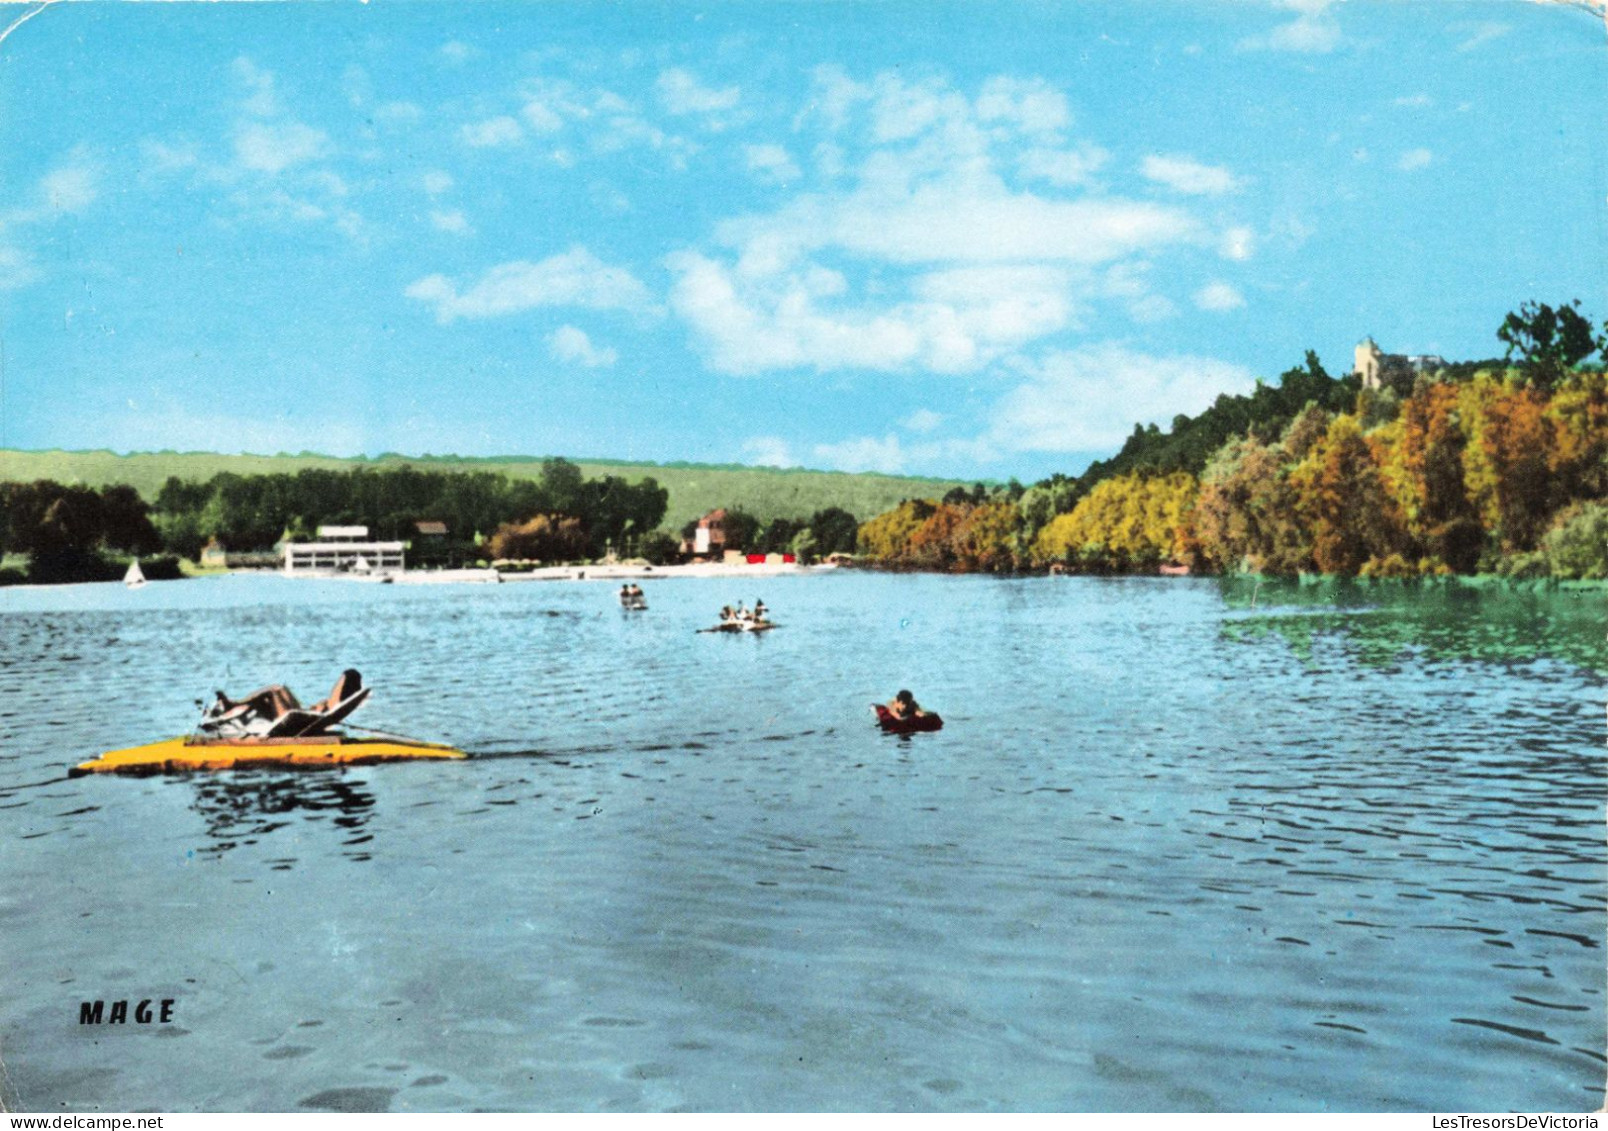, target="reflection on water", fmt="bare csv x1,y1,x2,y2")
0,572,1602,1112
189,775,378,862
